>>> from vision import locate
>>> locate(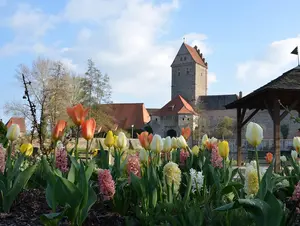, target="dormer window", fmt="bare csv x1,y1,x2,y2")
168,105,175,111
